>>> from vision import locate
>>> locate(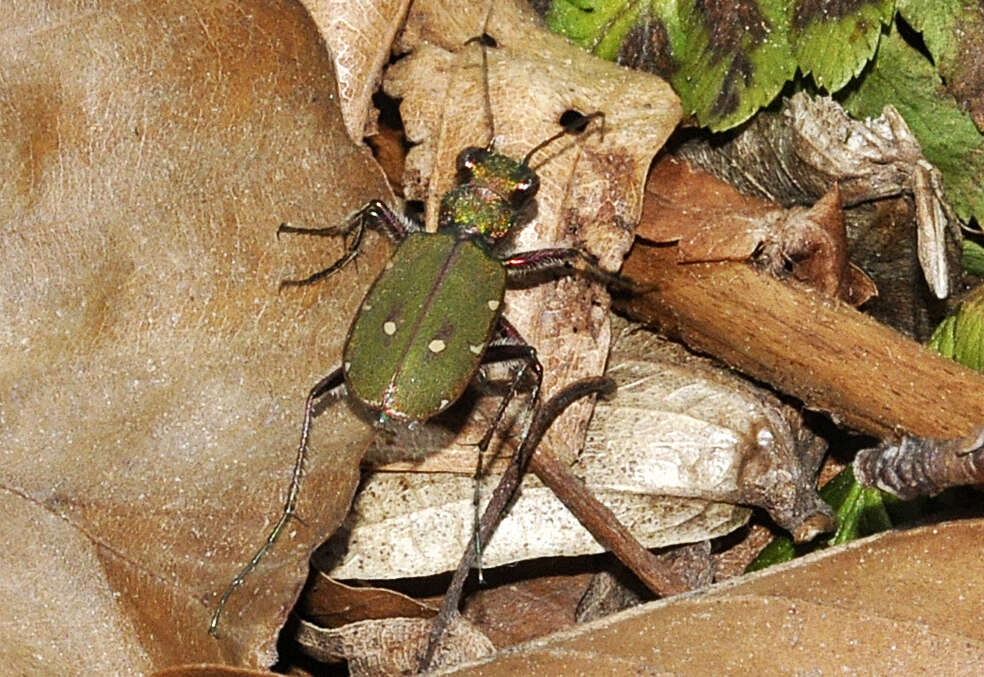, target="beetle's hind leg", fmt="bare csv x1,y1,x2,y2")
278,200,418,289
208,366,345,638
468,318,543,579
